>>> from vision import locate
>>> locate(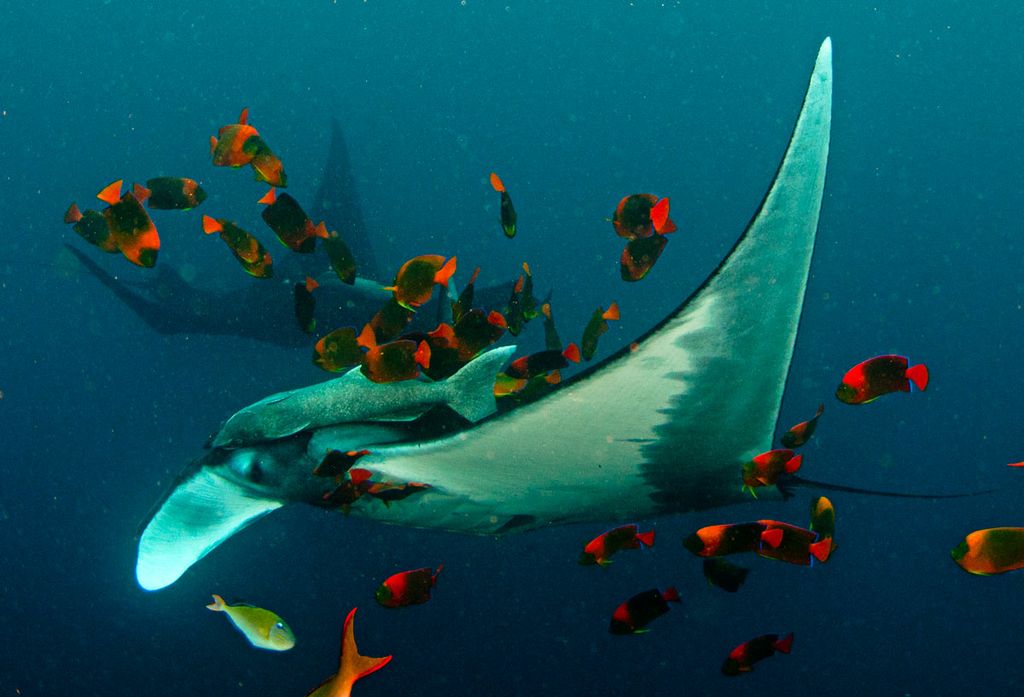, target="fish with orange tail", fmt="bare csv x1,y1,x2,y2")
294,276,319,334
489,172,517,238
835,354,929,404
385,255,457,310
722,633,793,676
357,325,431,384
578,523,655,567
94,180,160,267
142,177,207,210
951,528,1024,575
64,203,118,253
259,188,326,253
741,449,802,497
612,194,677,281
210,108,286,186
609,587,681,635
375,565,443,608
202,215,273,278
313,327,365,373
780,403,824,448
305,608,392,697
580,303,619,361
505,343,580,380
